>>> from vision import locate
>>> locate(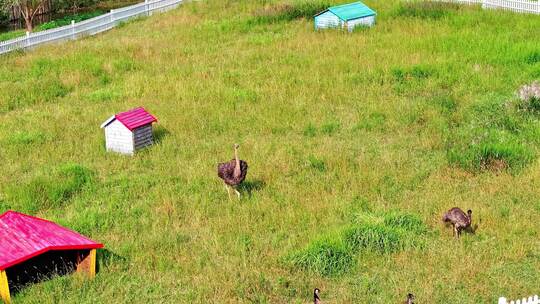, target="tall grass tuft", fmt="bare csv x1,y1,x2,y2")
344,211,427,253
252,0,330,24
288,211,427,276
395,1,461,19
288,237,354,276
